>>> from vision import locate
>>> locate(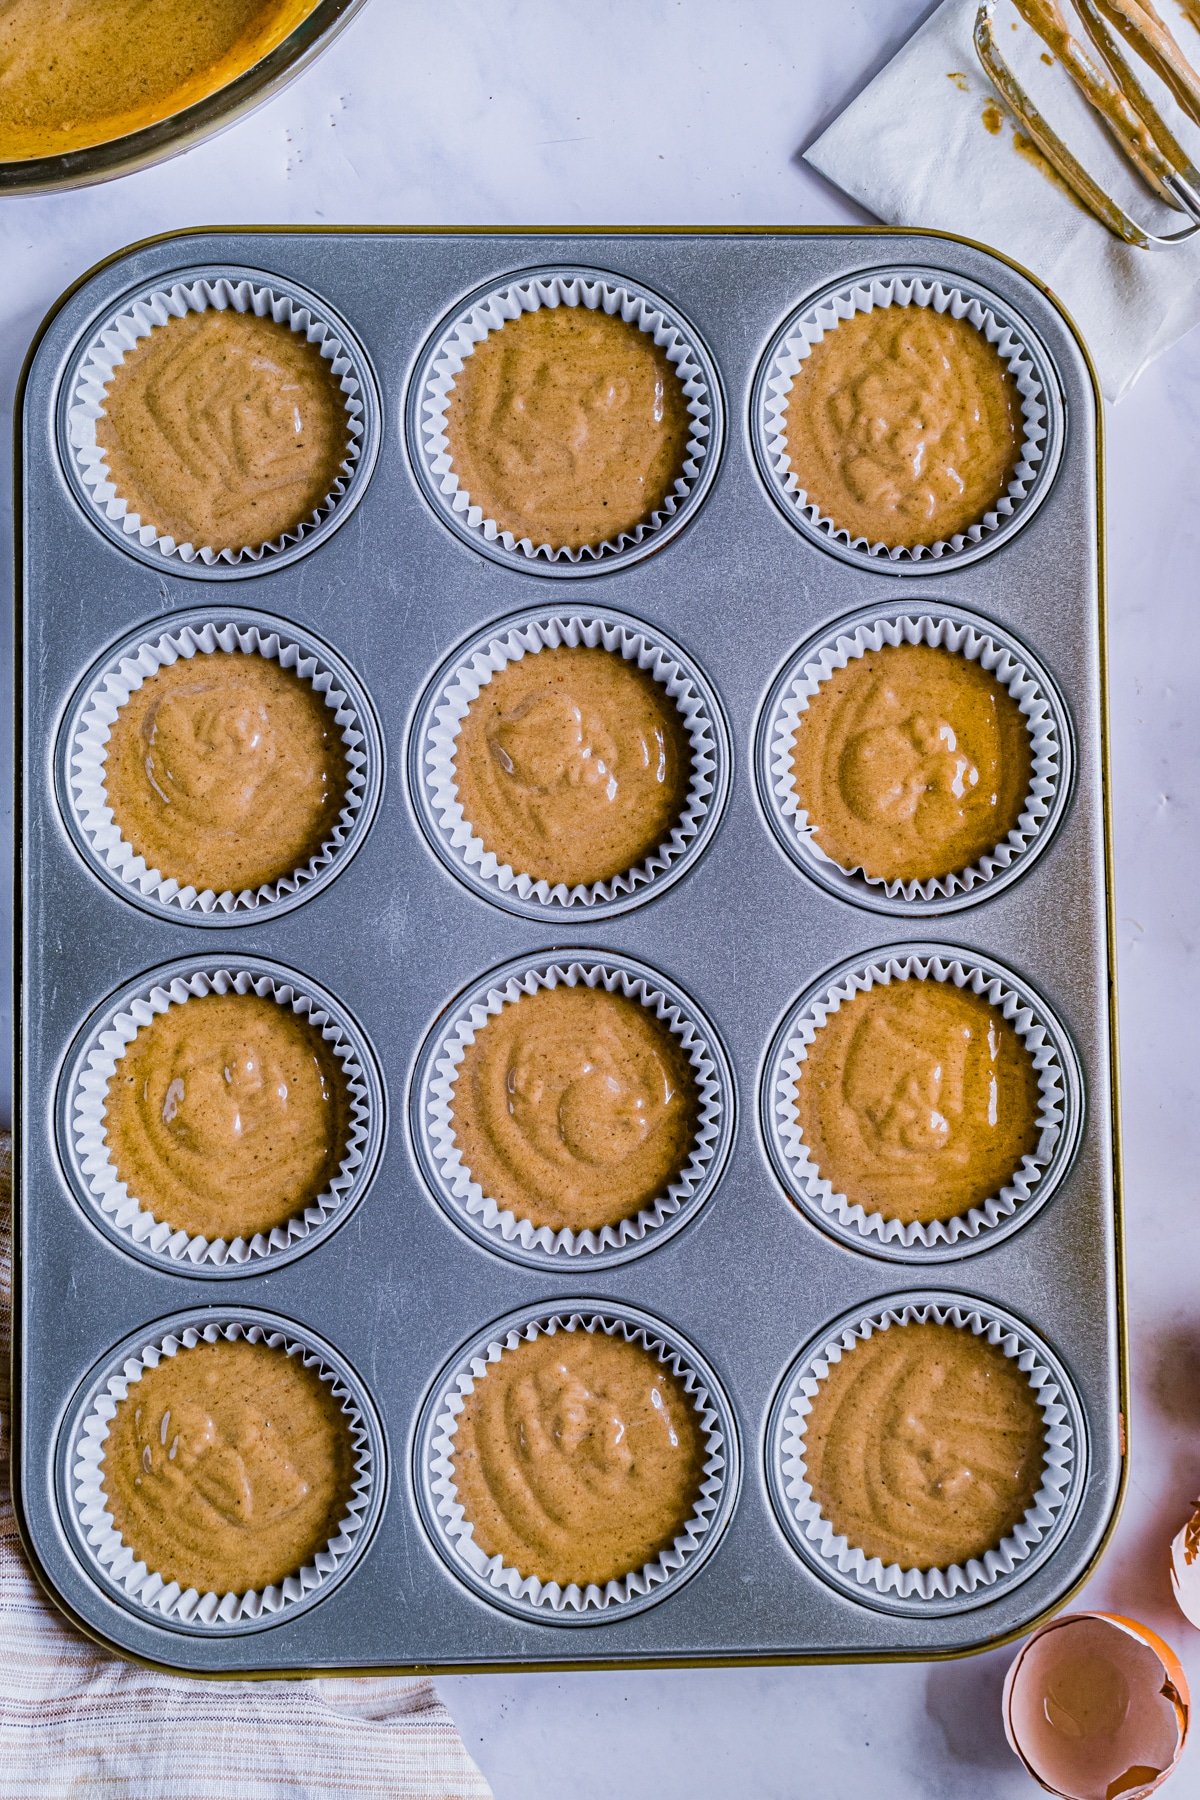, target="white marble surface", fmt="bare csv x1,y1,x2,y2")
2,2,1198,1794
